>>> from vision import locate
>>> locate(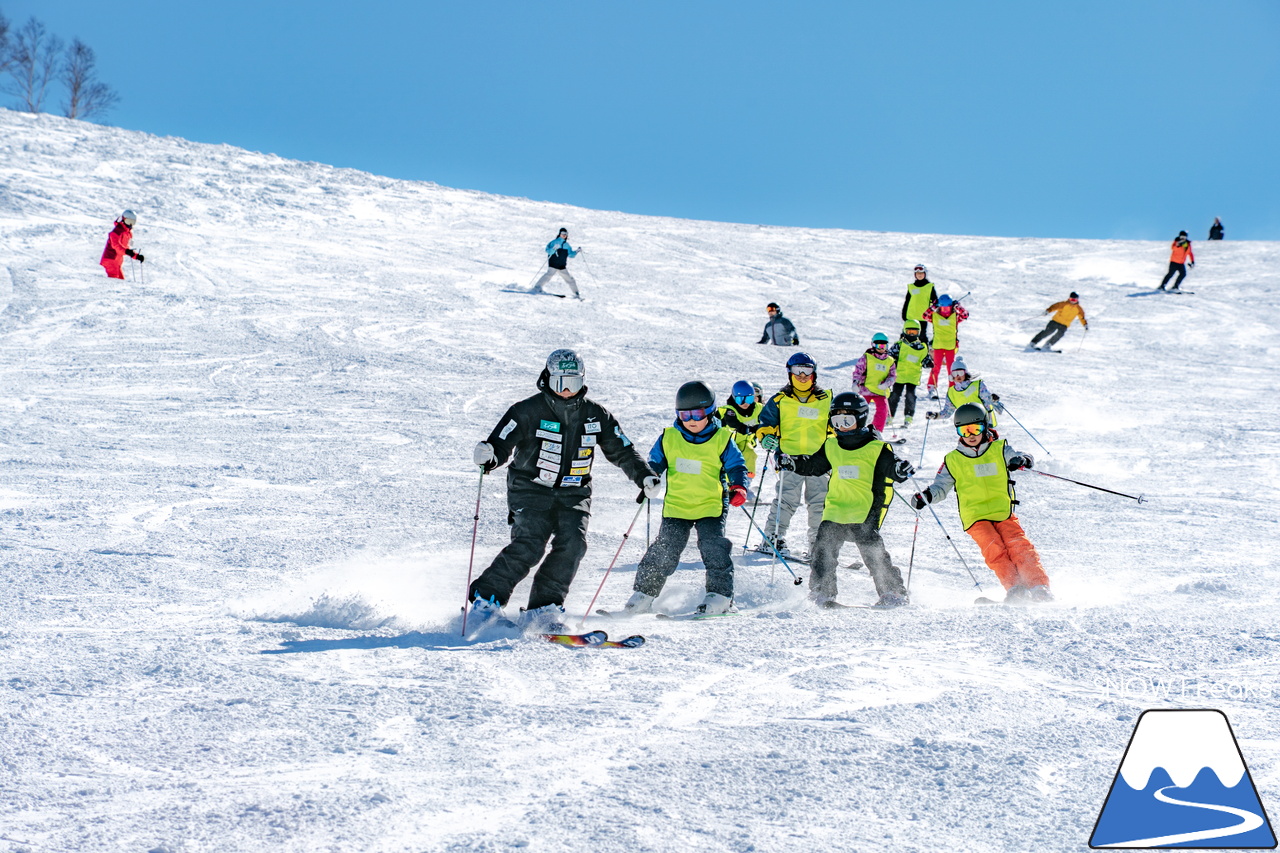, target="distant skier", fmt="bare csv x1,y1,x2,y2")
619,381,749,617
912,403,1053,603
716,380,764,480
755,352,832,557
901,264,938,343
887,320,931,428
100,209,143,279
1208,218,1224,241
922,294,968,396
1029,292,1087,351
467,349,659,633
925,357,1002,427
758,303,800,345
1158,231,1195,292
779,392,914,608
531,228,583,299
852,332,895,432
